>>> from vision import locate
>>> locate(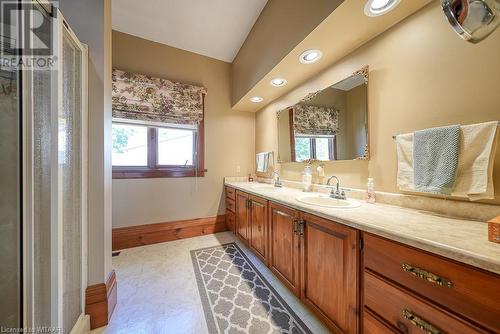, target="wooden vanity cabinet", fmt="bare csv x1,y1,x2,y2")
229,187,500,334
362,233,500,334
235,190,268,262
225,186,236,232
300,212,359,334
235,190,250,243
248,195,268,263
268,202,301,296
